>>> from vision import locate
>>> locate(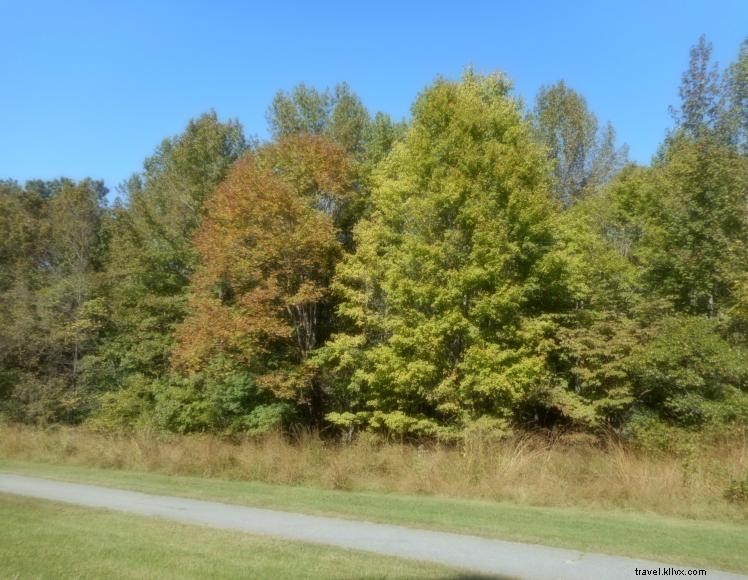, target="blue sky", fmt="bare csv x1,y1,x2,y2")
1,0,746,193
